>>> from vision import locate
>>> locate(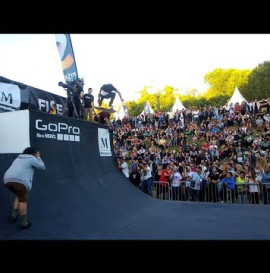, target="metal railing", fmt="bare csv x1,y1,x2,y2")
152,181,170,200
150,181,270,205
